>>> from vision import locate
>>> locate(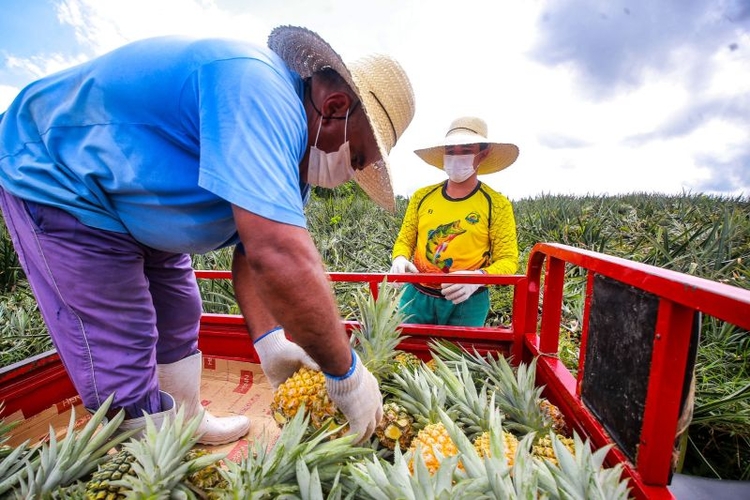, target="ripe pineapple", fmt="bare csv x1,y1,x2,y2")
183,448,228,494
270,280,408,433
374,400,415,451
472,430,519,466
532,434,576,467
270,366,343,431
540,398,568,435
394,350,421,370
407,422,461,475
